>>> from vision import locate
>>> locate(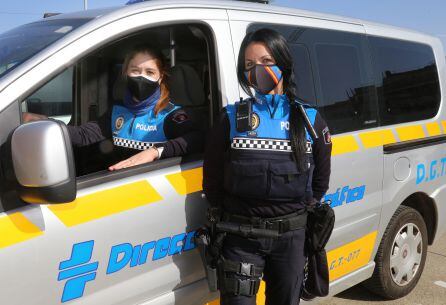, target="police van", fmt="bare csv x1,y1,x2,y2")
0,0,445,304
